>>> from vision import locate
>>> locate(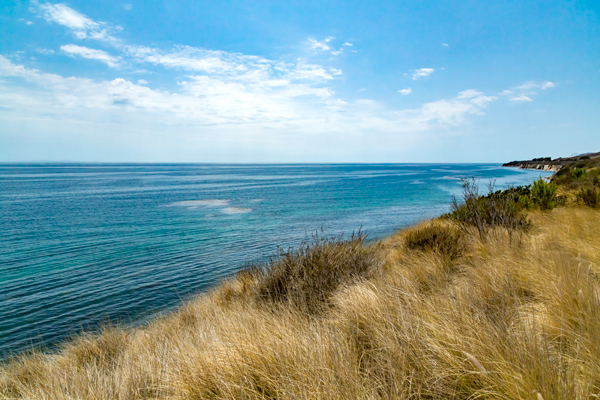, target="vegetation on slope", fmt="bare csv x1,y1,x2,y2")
1,169,600,399
503,151,600,171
